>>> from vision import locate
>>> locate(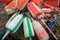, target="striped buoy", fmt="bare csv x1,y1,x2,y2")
6,12,24,33
27,2,41,18
23,16,34,37
2,12,24,40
